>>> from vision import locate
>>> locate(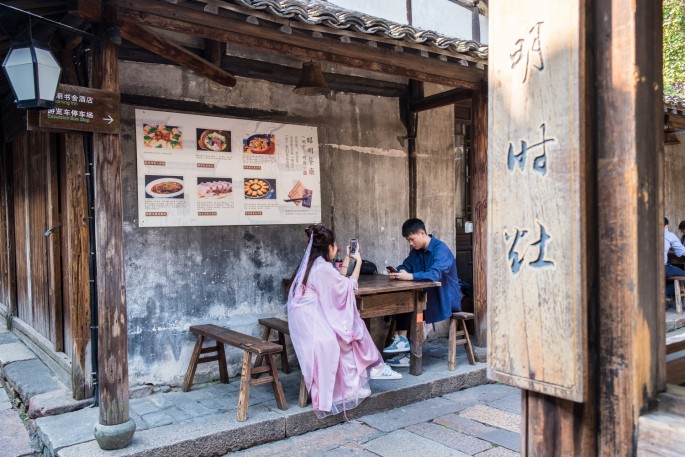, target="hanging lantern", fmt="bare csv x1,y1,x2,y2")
293,61,330,96
2,40,62,109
